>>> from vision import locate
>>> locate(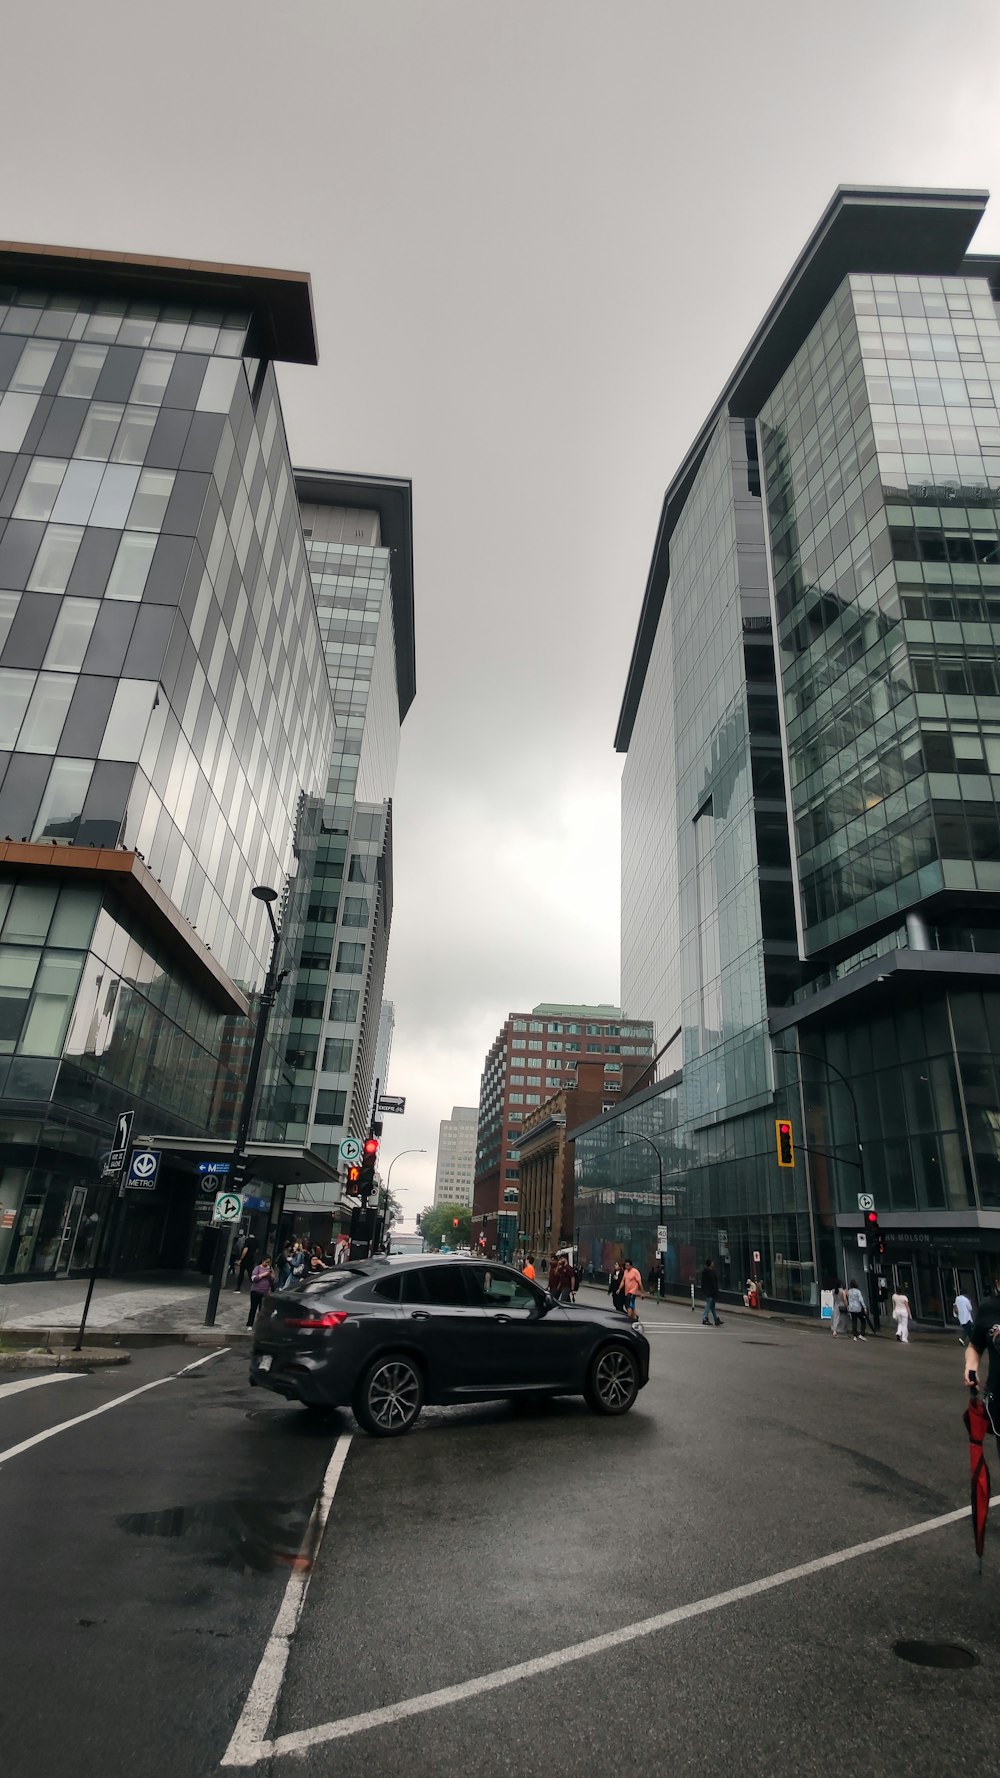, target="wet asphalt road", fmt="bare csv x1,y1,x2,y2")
0,1306,995,1778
